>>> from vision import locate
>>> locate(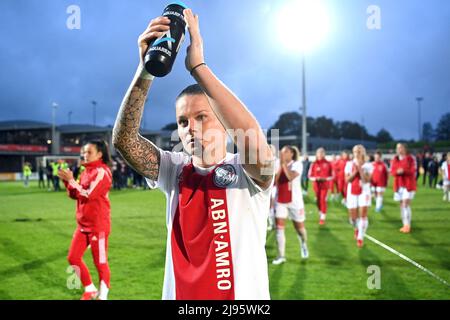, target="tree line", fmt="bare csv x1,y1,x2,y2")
161,112,450,144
